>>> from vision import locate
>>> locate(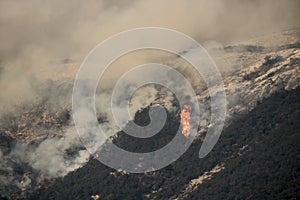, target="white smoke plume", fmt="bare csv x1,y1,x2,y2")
9,127,89,178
